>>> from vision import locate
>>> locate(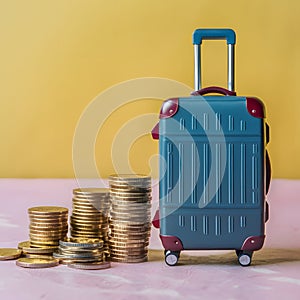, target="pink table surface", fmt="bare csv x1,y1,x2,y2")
0,179,300,300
